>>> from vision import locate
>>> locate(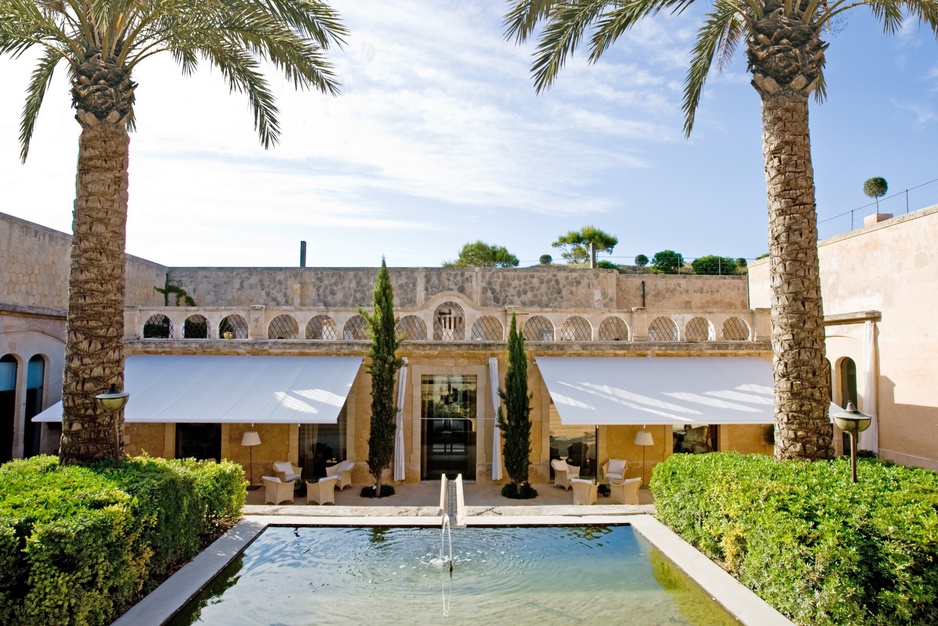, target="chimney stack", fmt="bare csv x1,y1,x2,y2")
300,241,307,267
